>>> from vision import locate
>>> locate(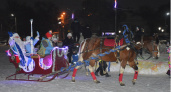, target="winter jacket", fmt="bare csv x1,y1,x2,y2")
62,37,74,53
38,37,53,57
